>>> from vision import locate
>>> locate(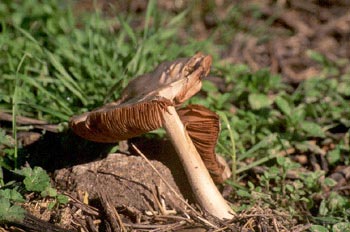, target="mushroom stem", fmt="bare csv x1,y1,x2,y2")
162,106,234,220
